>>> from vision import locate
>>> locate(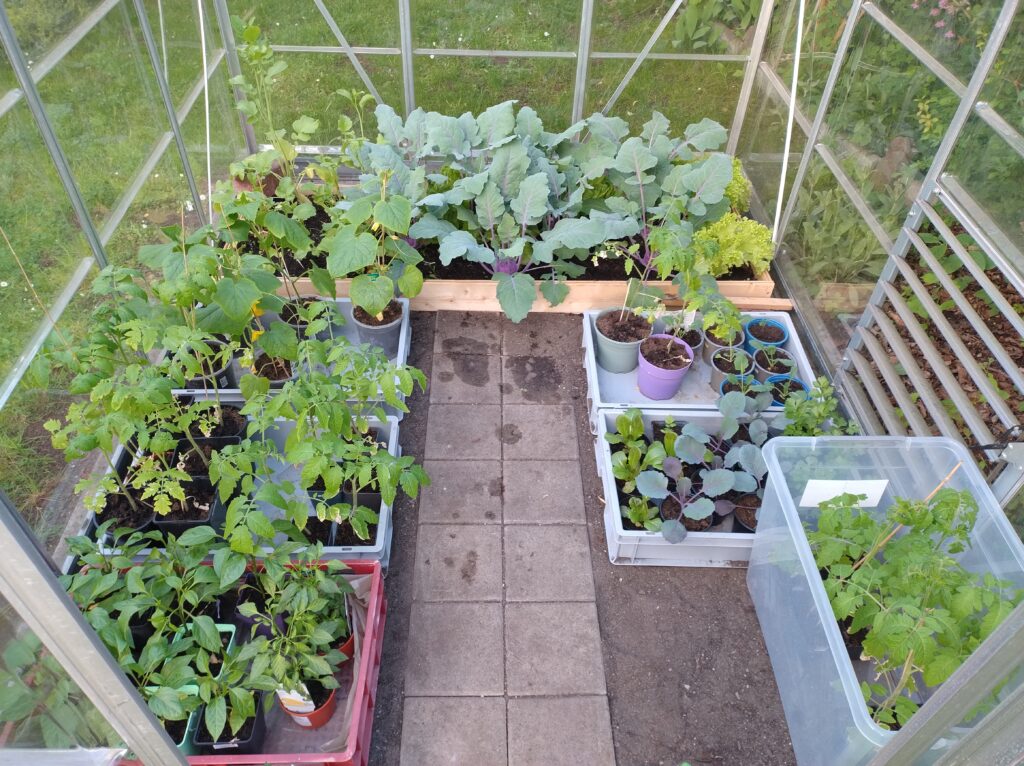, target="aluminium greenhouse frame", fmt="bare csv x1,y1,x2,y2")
1,2,1024,759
